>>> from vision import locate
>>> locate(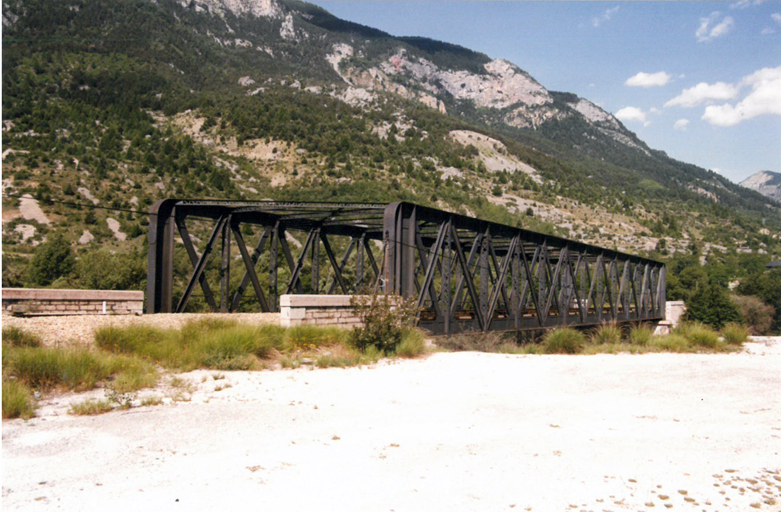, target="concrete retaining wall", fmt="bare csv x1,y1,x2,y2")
280,295,362,328
654,300,687,335
2,288,144,316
